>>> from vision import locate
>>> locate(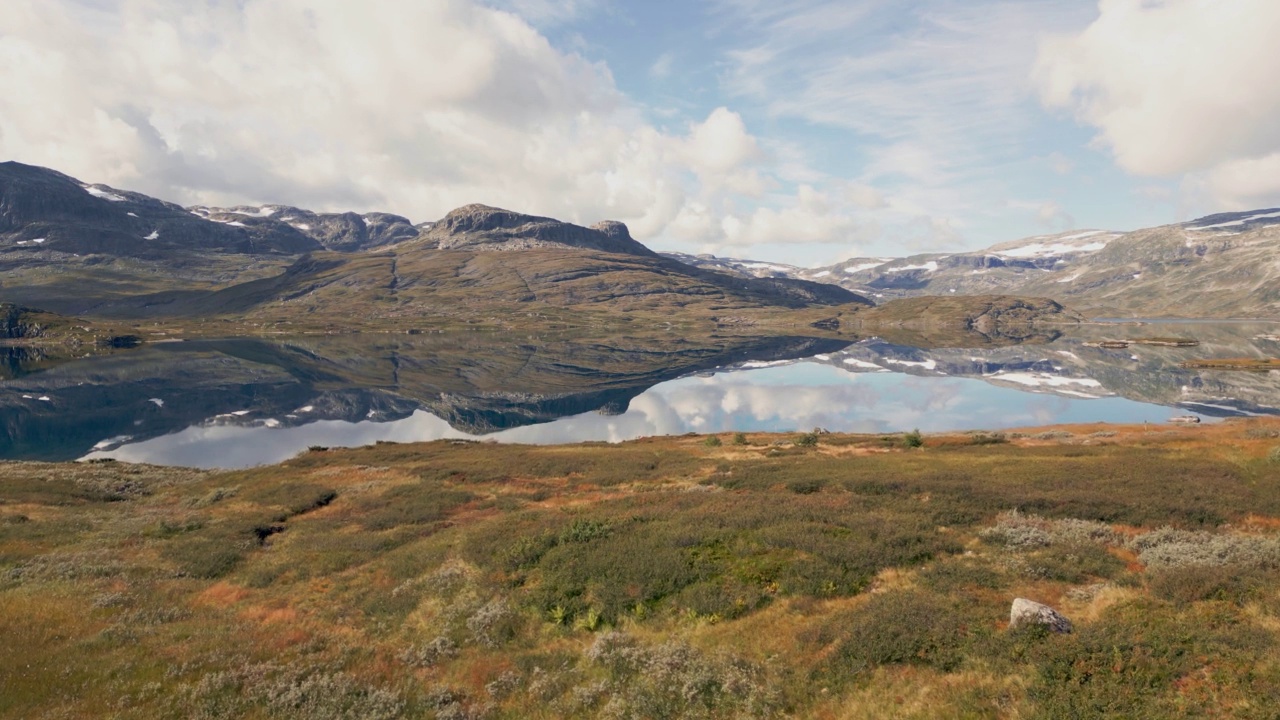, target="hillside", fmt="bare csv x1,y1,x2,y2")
665,210,1280,319
6,421,1280,718
0,163,872,328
